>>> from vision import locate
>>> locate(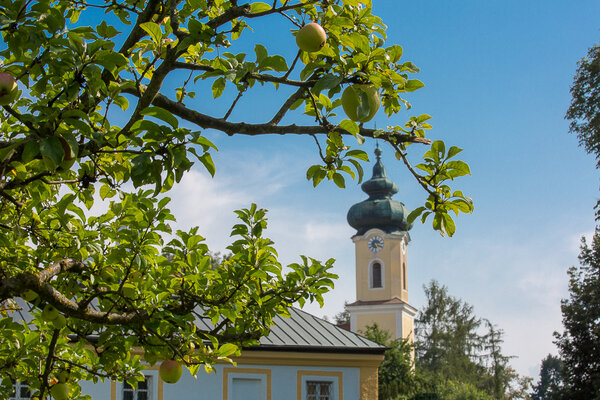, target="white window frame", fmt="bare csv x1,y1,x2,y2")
223,368,271,400
121,374,155,400
299,373,339,400
9,381,31,400
368,259,385,290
